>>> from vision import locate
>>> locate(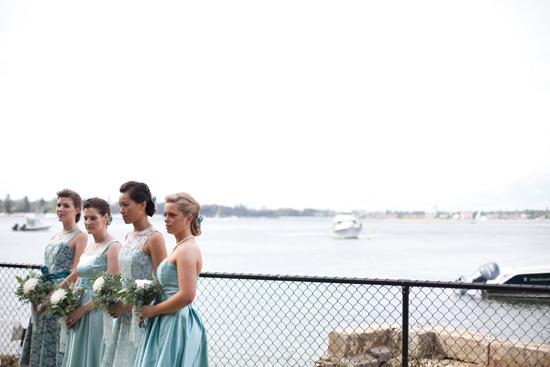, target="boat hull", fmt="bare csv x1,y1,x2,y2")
332,226,362,239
